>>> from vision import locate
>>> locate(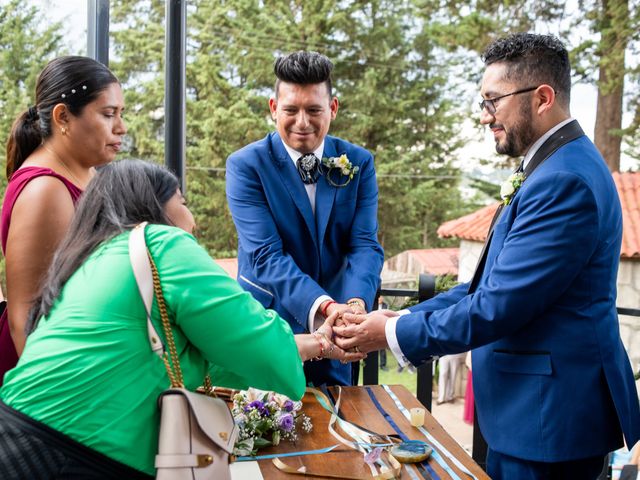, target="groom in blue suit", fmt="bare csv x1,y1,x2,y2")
226,51,384,387
335,33,640,479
